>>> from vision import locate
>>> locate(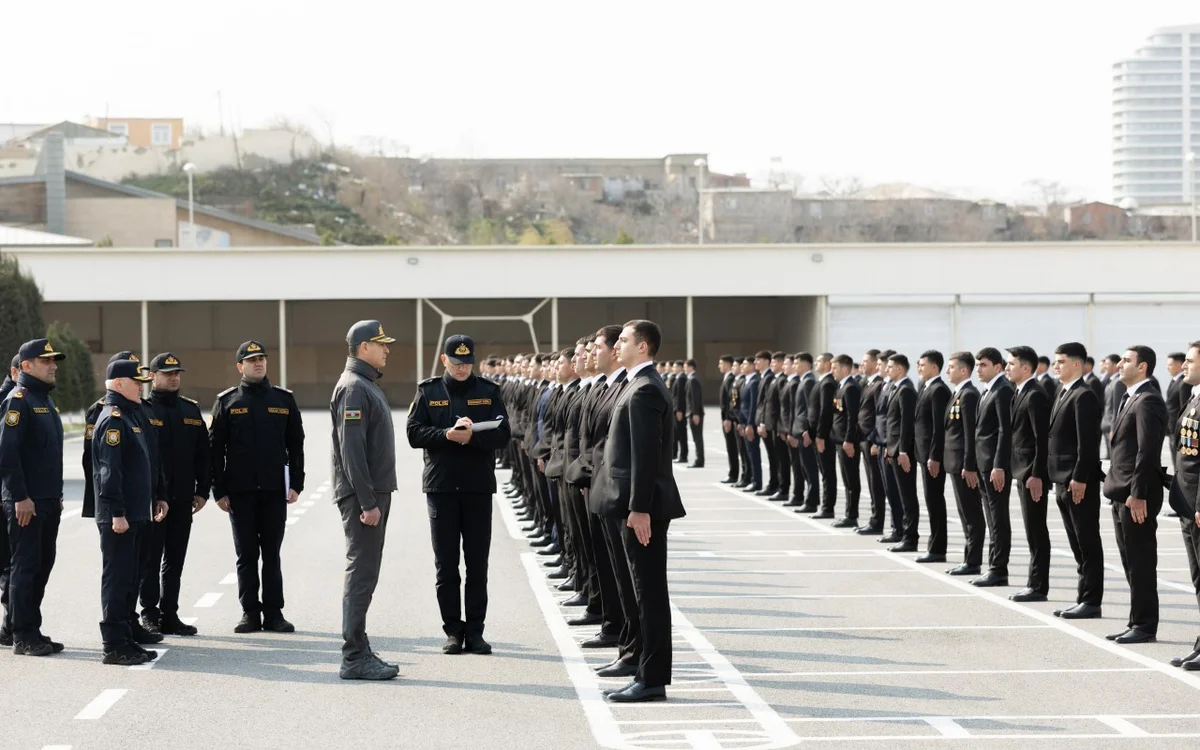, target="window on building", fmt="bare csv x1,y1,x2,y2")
809,203,822,218
151,124,172,146
107,123,128,137
154,238,173,248
1082,212,1092,225
983,205,995,219
725,196,738,209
